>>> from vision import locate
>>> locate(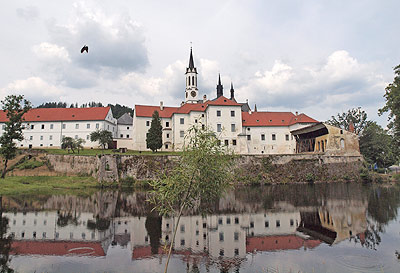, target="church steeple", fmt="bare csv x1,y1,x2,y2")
185,47,198,103
230,82,235,101
216,74,223,98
